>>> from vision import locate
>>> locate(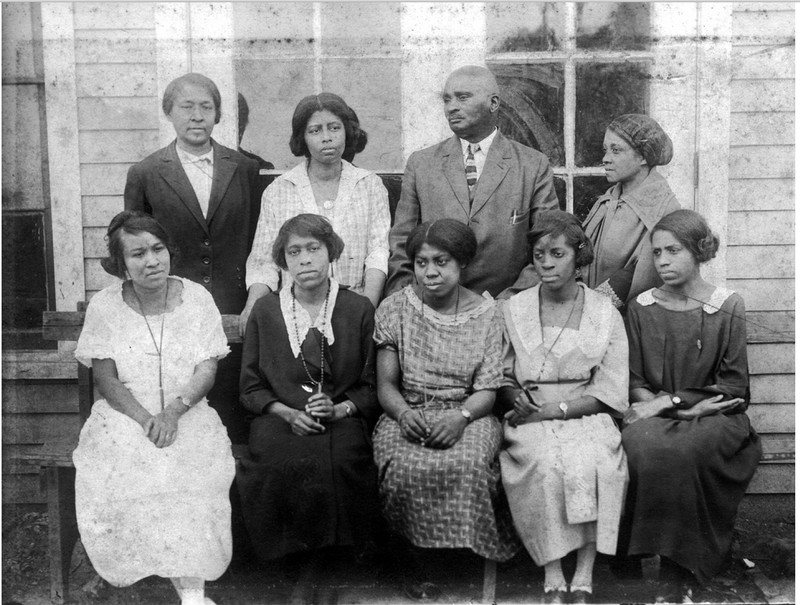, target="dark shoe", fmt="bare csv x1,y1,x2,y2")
570,589,592,604
403,579,442,601
543,588,569,604
655,581,693,603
